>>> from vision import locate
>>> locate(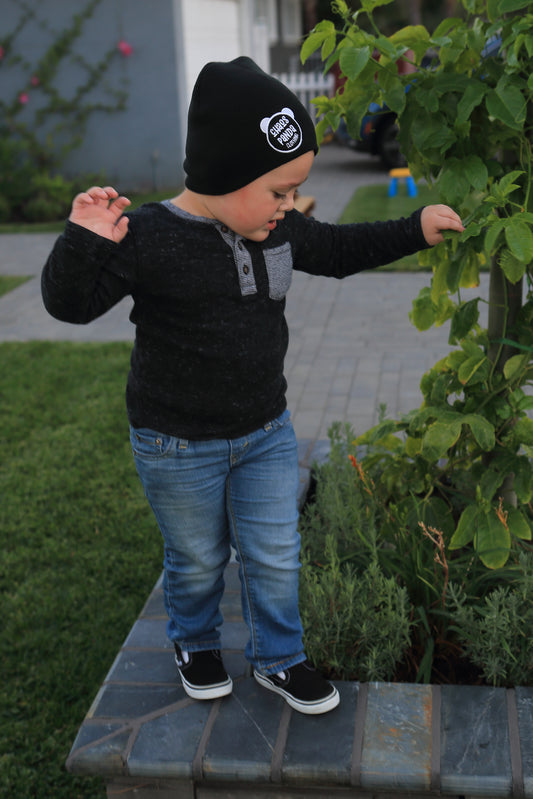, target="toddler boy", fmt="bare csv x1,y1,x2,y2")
42,57,463,715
